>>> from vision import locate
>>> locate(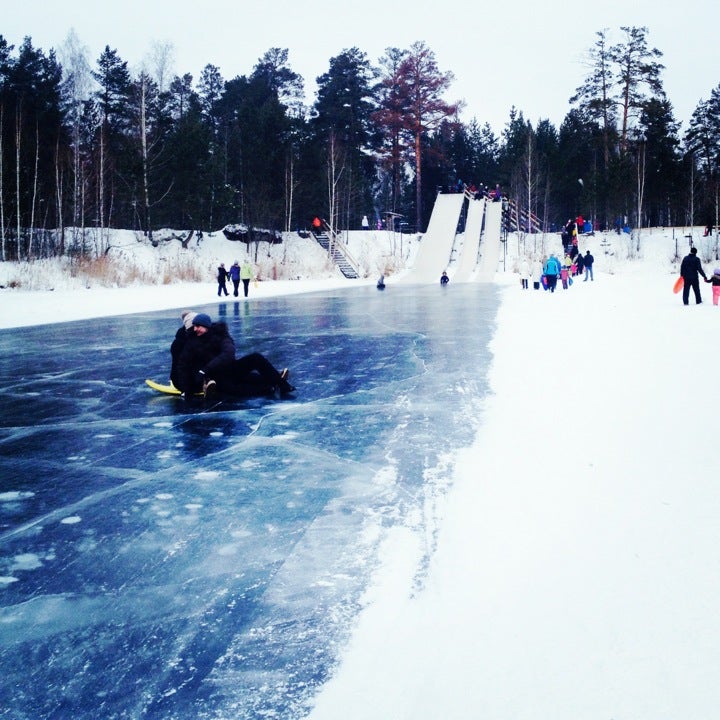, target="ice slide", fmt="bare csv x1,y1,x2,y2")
474,199,503,282
401,192,464,283
452,197,485,283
